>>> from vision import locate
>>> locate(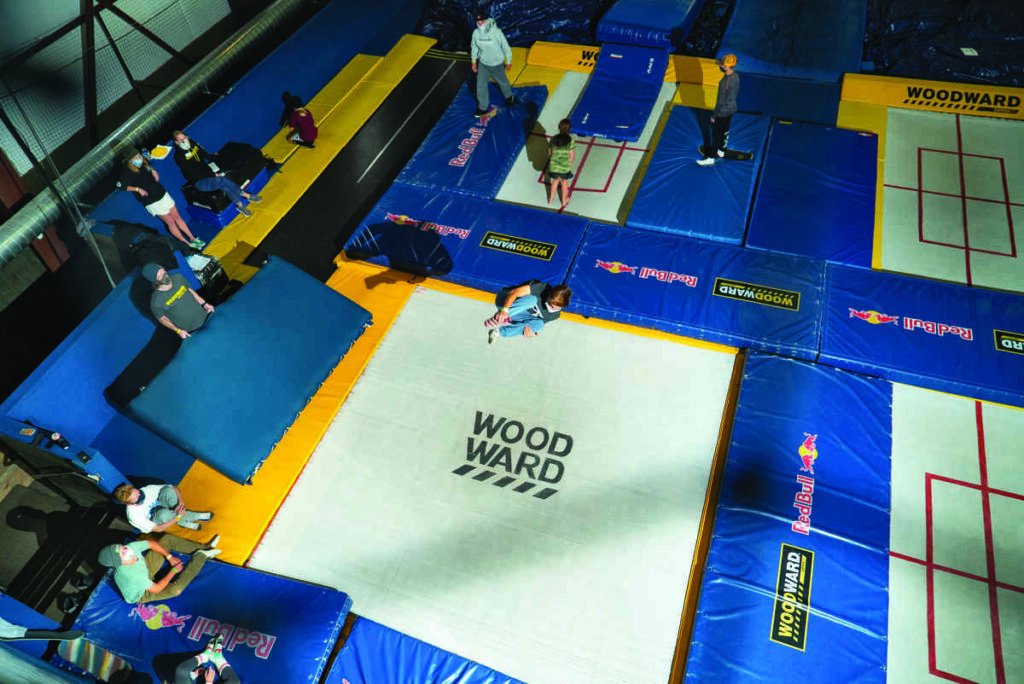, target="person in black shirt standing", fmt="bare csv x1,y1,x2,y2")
172,131,262,217
117,149,204,248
